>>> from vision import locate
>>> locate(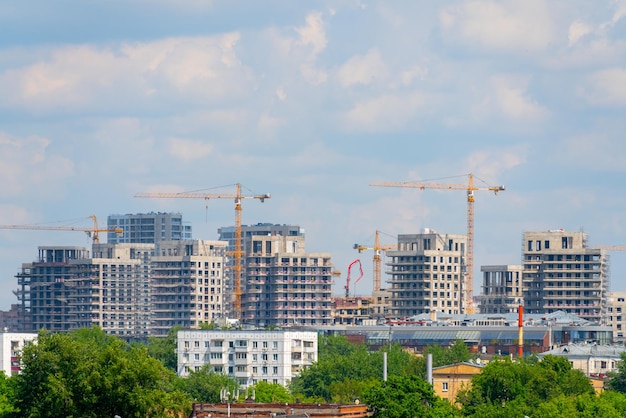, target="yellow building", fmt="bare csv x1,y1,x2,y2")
432,362,484,403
